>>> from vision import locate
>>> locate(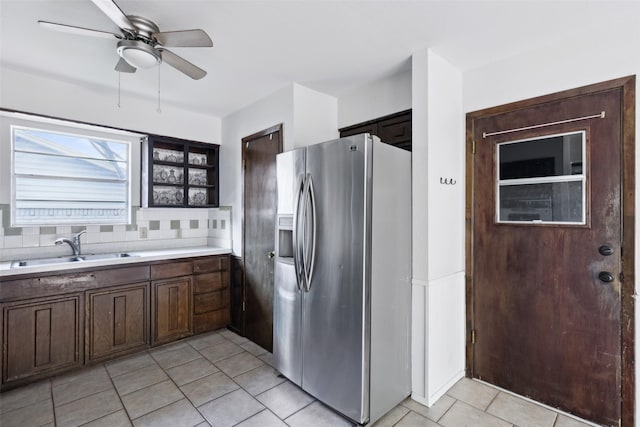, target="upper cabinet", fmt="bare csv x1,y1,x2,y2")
143,135,220,208
339,109,412,151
